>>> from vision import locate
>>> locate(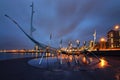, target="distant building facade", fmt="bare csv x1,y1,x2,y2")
34,44,39,51
107,29,120,48
89,40,94,48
